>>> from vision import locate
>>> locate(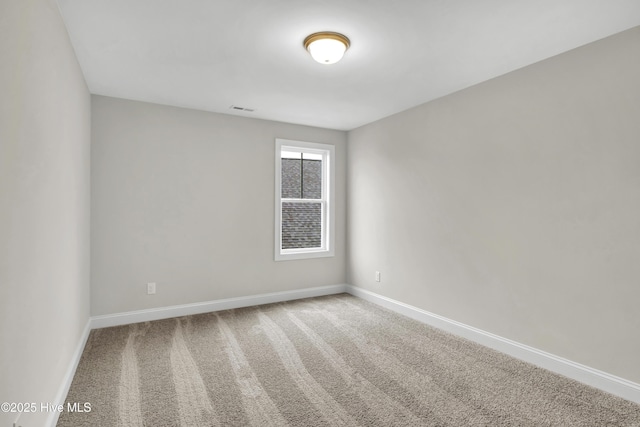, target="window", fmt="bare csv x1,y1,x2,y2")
275,139,335,261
